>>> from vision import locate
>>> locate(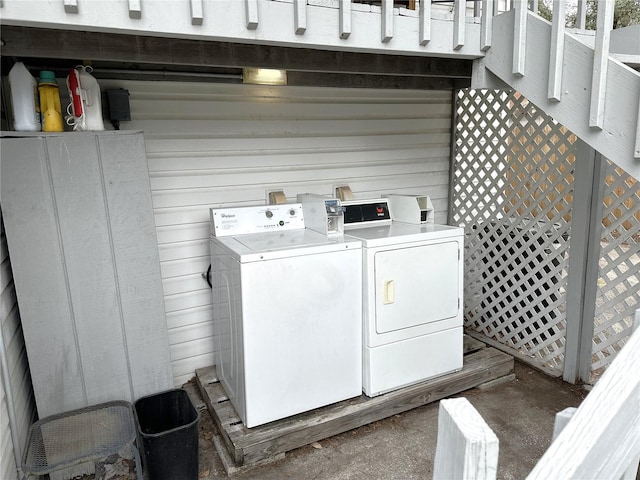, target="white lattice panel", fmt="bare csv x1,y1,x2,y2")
453,90,574,374
591,162,640,382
